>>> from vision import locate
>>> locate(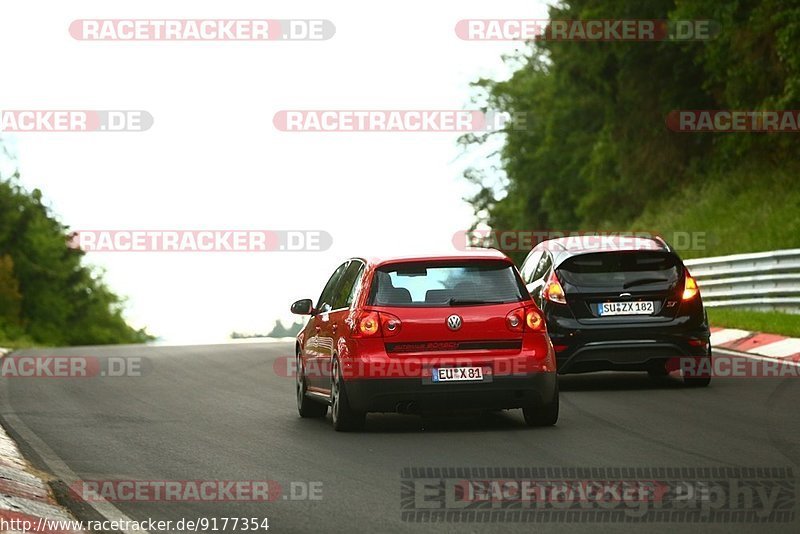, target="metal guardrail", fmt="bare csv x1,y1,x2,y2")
684,248,800,311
